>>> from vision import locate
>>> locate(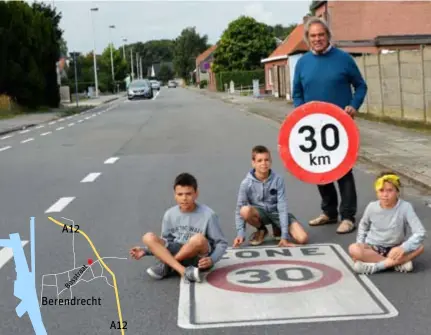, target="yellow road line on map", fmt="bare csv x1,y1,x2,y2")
48,217,125,335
